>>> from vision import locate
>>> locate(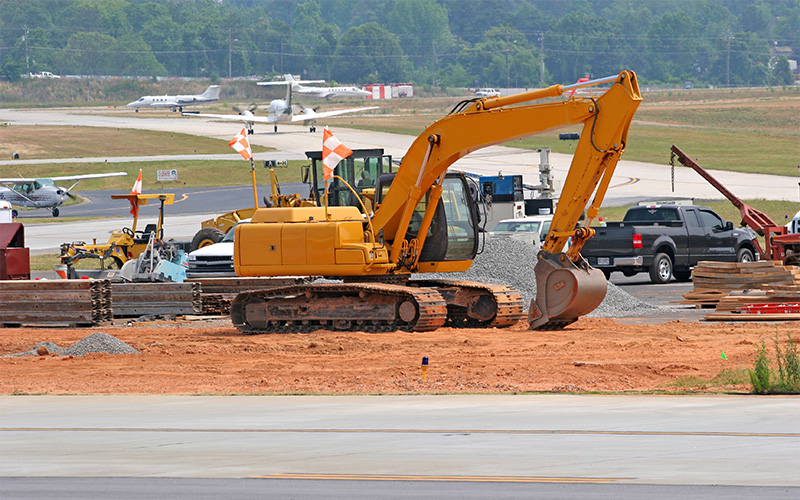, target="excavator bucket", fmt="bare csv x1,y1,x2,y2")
528,253,607,330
